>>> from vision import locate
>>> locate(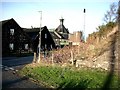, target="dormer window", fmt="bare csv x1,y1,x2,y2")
10,29,14,35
